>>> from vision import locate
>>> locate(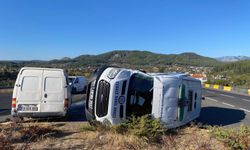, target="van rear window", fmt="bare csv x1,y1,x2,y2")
21,76,39,92
44,77,62,92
